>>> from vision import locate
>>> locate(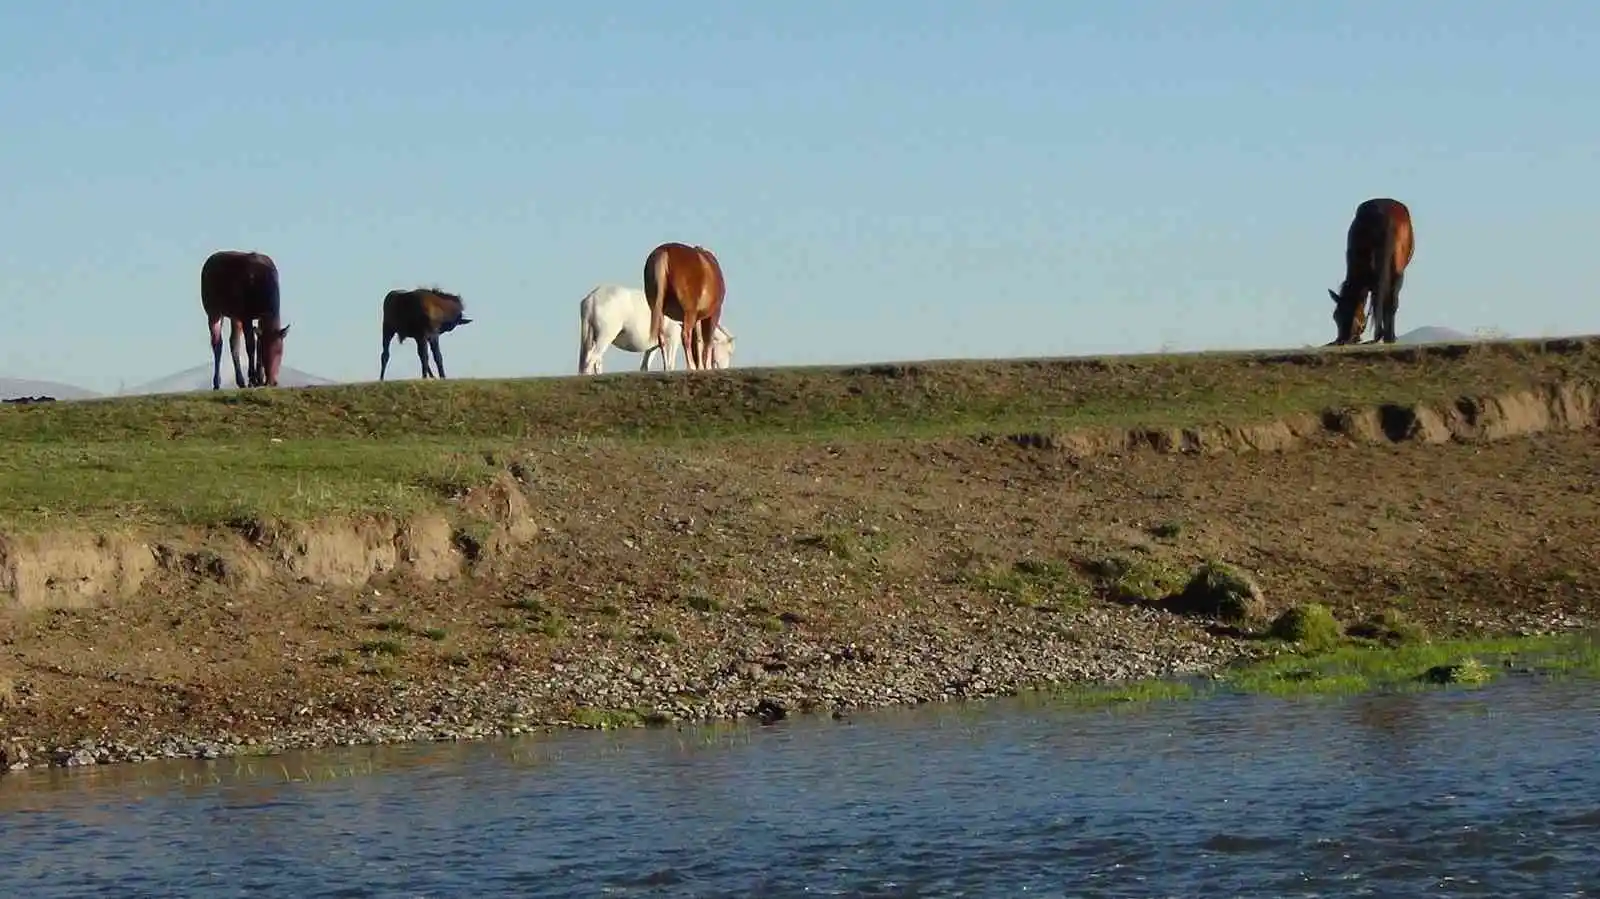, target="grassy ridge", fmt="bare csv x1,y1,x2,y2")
3,337,1598,529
